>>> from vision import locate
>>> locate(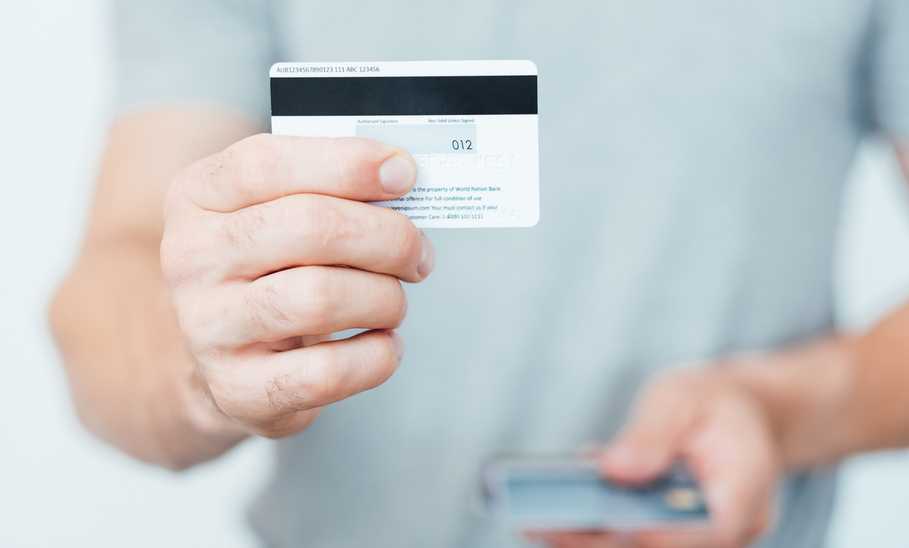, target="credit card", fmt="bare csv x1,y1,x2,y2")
270,60,539,228
482,457,710,531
